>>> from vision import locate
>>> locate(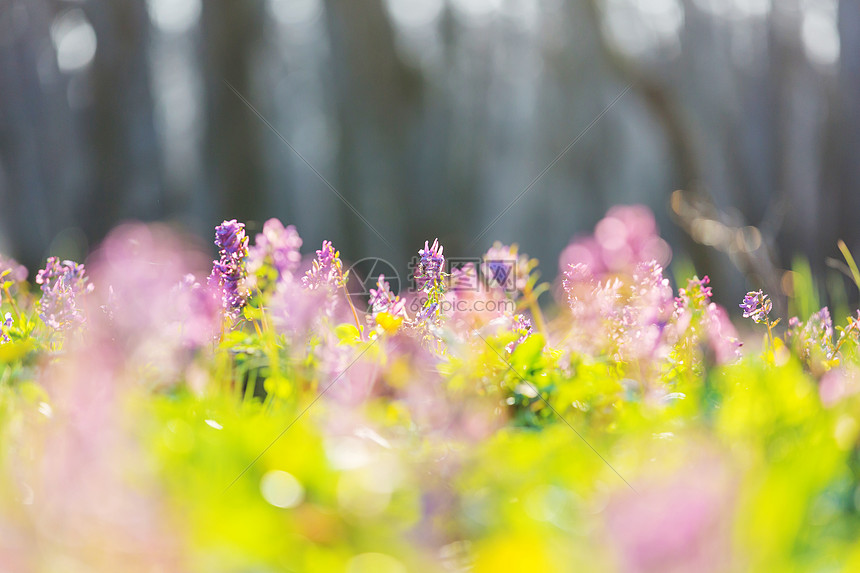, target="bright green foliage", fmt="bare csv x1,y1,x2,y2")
2,221,860,572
